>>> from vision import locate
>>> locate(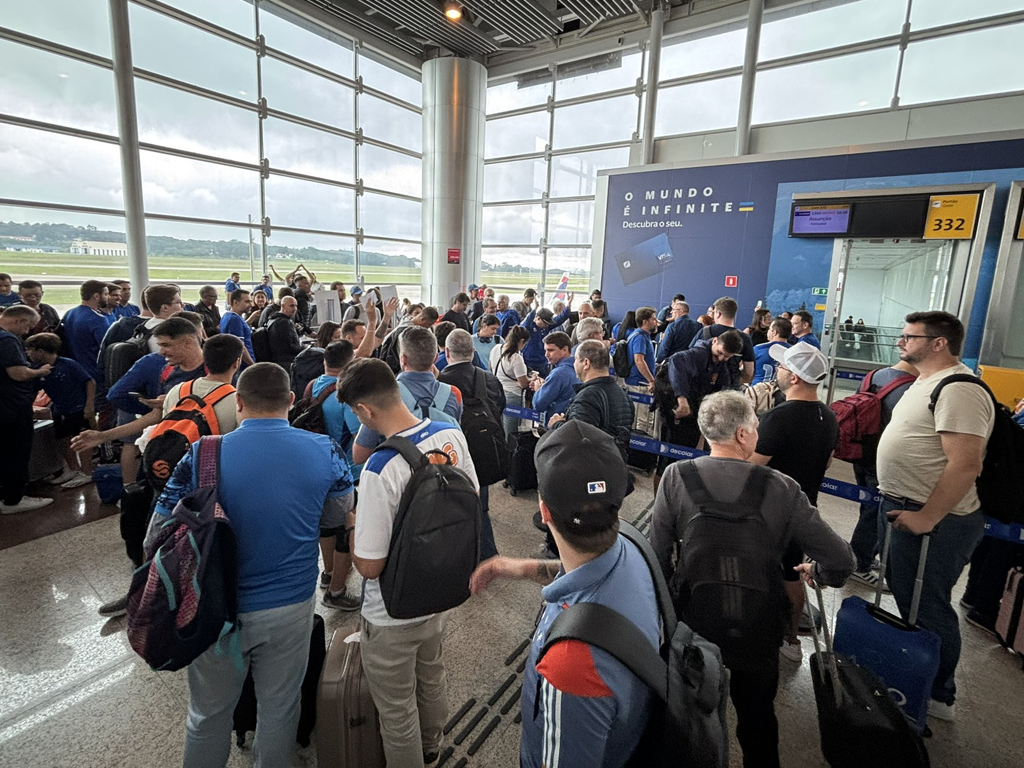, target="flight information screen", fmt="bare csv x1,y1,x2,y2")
790,204,852,236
